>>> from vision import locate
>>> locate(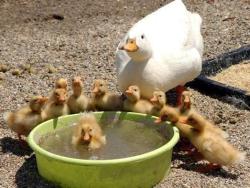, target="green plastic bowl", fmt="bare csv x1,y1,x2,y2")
28,111,179,188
